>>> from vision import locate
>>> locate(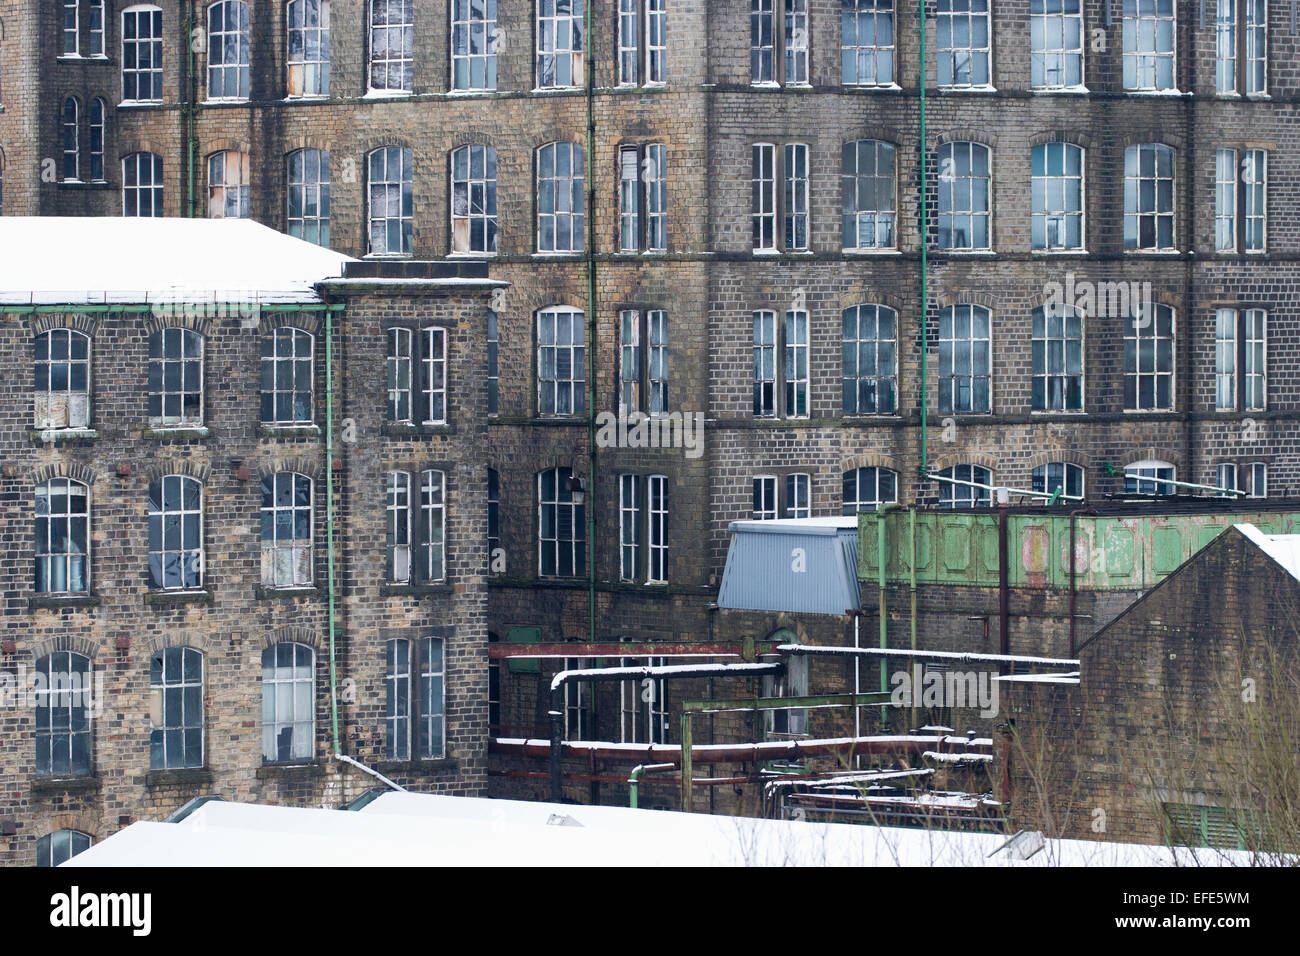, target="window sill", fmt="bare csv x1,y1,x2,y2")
144,426,211,440
201,98,251,107
255,586,320,601
256,761,323,779
1124,89,1185,96
31,775,101,795
145,767,213,789
937,86,998,94
30,593,100,611
1030,86,1090,95
118,100,164,109
843,248,901,255
372,757,458,775
145,589,212,606
381,422,454,438
1123,249,1181,256
1032,248,1088,255
259,424,321,439
842,82,902,92
380,583,453,597
31,428,98,444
